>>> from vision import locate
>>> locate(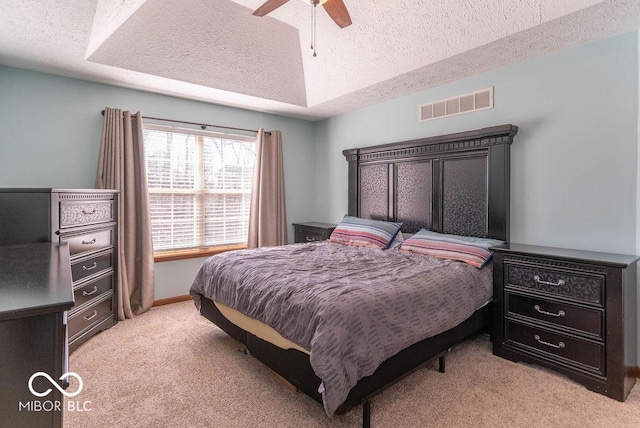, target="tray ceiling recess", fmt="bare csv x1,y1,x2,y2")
0,0,639,120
